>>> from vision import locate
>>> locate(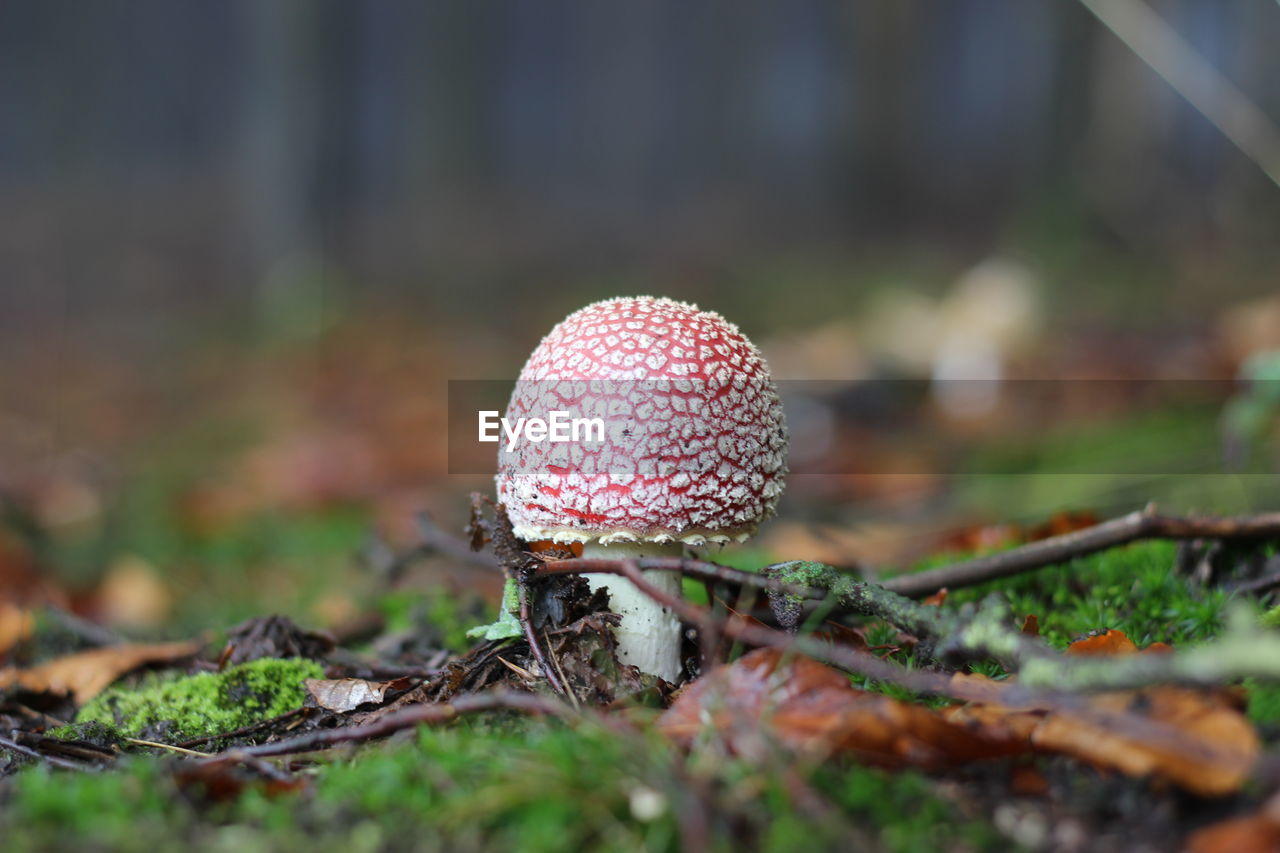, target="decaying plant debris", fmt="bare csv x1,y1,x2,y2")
4,500,1280,850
